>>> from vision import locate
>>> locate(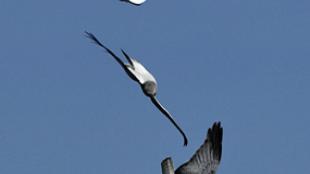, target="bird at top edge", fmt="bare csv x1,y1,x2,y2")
120,0,146,6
